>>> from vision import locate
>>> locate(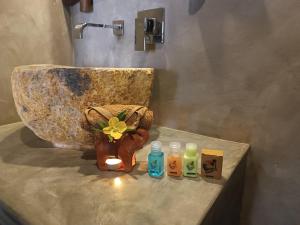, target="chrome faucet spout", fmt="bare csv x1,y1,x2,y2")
73,20,124,39
73,23,87,39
